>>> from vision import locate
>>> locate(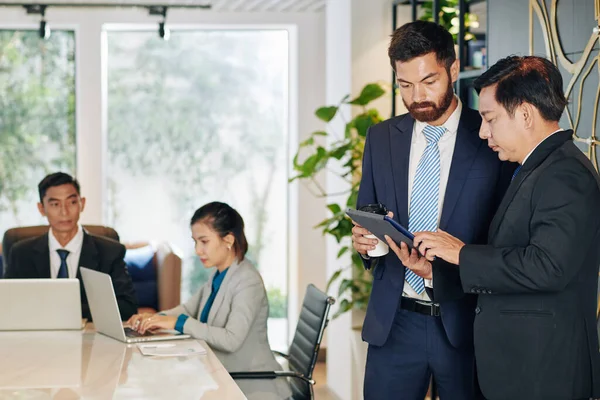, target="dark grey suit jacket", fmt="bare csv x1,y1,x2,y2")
460,130,600,400
5,231,138,321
